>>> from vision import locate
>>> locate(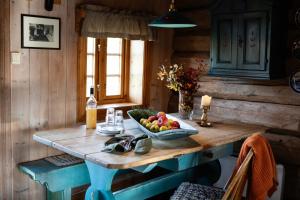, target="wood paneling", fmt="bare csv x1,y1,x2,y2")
173,35,210,52
196,76,300,106
1,0,83,199
0,0,12,199
194,98,300,130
